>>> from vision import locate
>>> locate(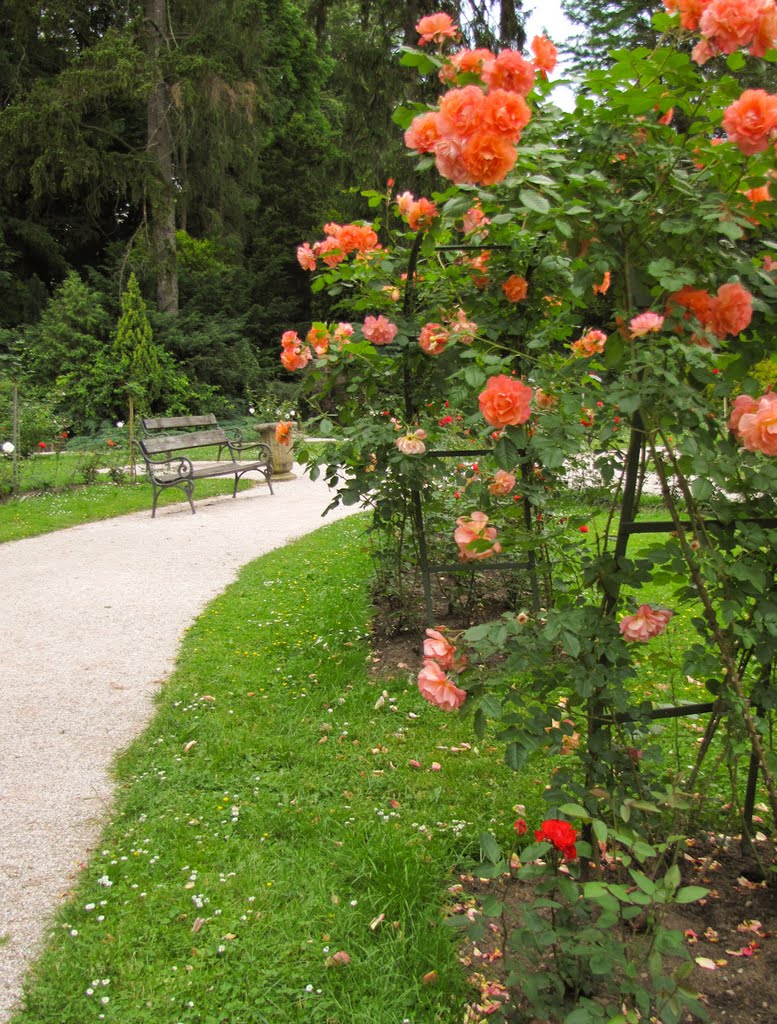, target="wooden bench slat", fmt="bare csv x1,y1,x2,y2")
142,429,230,454
142,415,218,431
